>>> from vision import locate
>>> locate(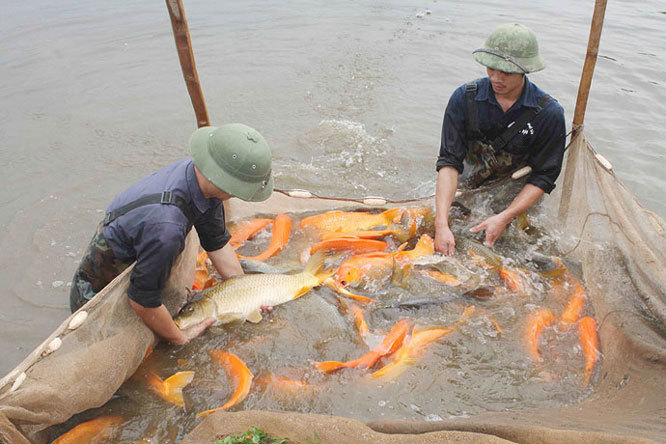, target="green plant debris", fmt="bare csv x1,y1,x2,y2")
215,426,290,444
